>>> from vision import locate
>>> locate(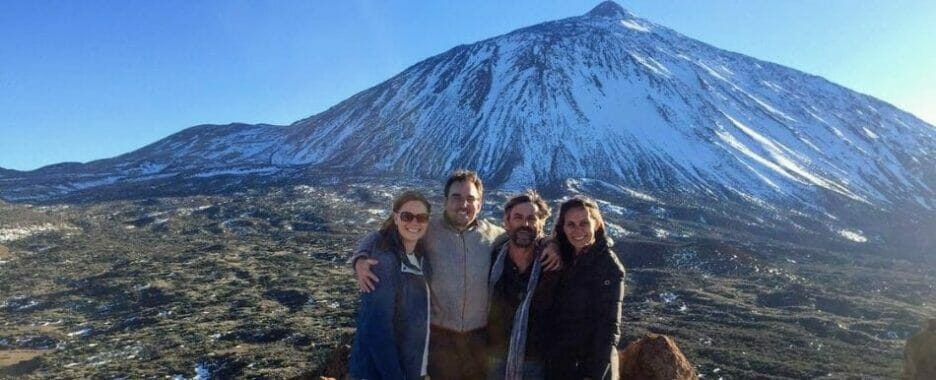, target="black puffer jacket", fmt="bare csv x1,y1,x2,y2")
545,238,626,380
